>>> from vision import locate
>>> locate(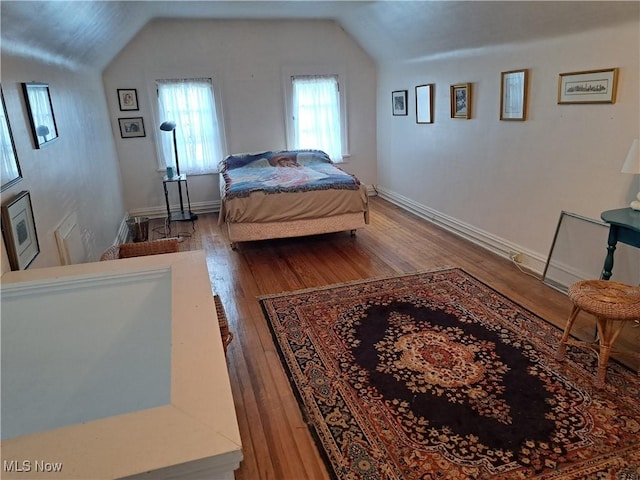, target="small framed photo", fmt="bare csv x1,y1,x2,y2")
392,90,408,116
500,69,528,121
118,117,146,138
117,88,139,111
558,68,618,104
450,83,471,119
1,190,40,270
21,82,59,148
415,84,434,124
